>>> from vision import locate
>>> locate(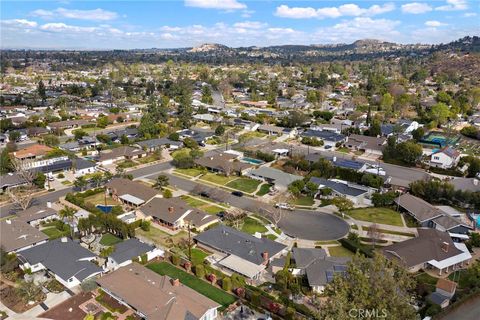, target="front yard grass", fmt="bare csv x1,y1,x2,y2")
99,233,122,246
186,248,210,265
174,168,206,177
180,195,225,215
136,154,161,164
241,217,268,234
147,262,236,308
347,207,404,227
328,245,355,257
256,183,271,196
200,173,237,185
293,195,314,206
226,178,261,193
